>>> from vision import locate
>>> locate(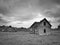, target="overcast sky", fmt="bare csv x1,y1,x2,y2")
0,0,60,28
